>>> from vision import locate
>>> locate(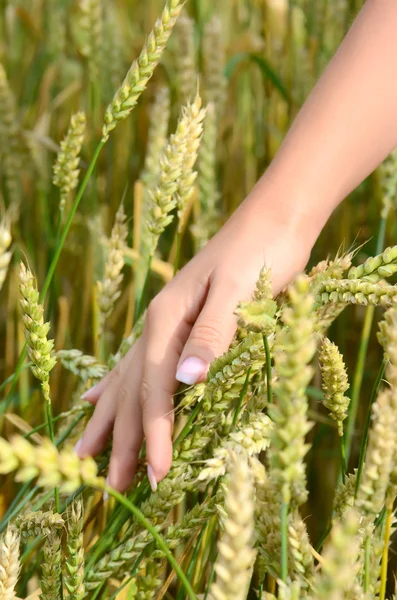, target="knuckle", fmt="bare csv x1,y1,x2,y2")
108,361,123,384
147,294,163,321
117,383,130,407
190,320,223,347
140,377,152,411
